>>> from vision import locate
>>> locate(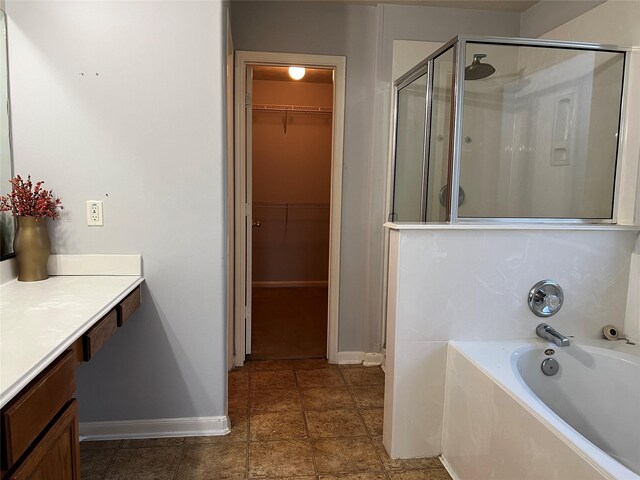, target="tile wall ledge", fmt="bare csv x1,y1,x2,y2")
384,222,640,232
